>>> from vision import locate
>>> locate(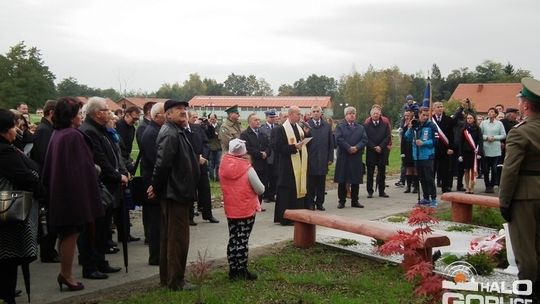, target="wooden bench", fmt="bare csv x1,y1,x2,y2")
284,209,450,269
440,192,500,224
